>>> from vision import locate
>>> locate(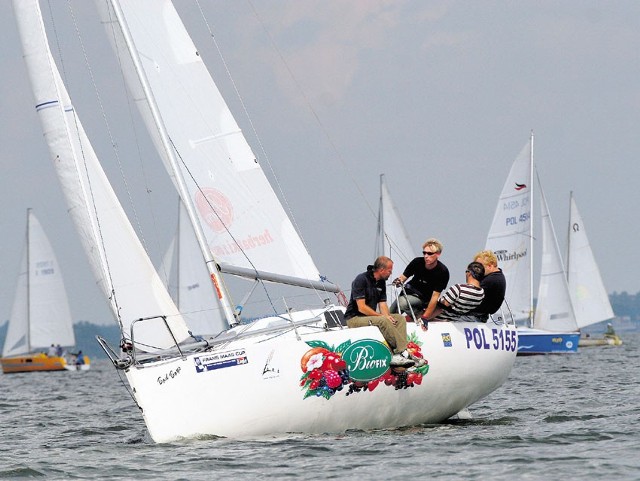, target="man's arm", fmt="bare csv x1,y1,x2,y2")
422,291,442,319
355,298,380,317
